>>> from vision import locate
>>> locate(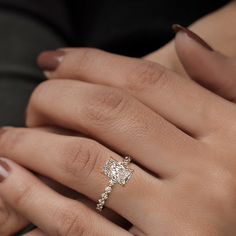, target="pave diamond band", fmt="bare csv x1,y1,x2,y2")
96,156,133,211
